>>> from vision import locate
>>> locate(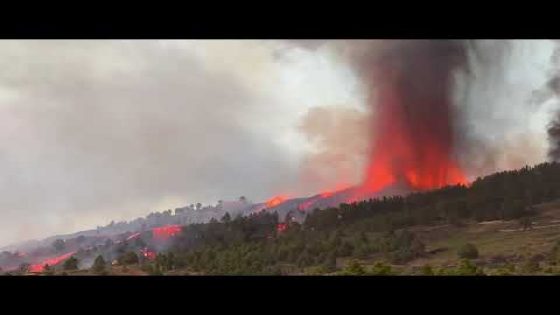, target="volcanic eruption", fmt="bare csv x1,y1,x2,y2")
349,40,469,200
262,41,473,214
